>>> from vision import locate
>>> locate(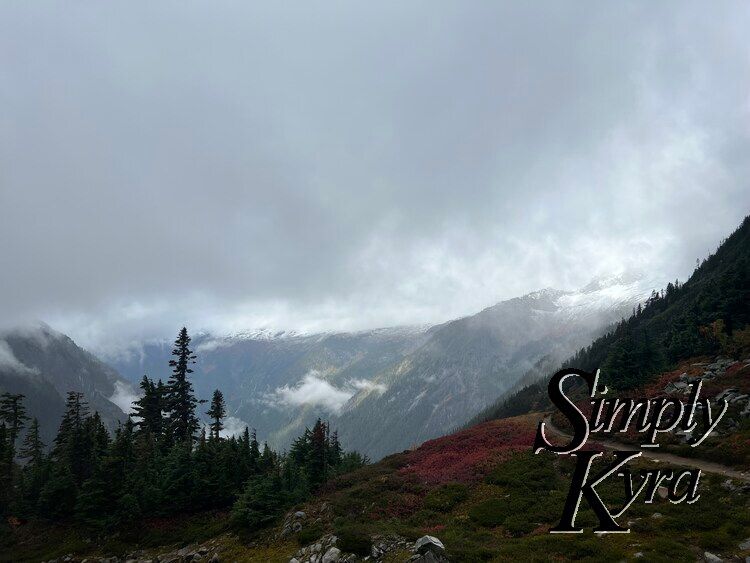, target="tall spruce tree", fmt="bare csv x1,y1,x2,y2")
164,328,201,444
53,392,91,486
206,389,226,440
19,418,46,511
133,375,164,438
0,392,29,447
